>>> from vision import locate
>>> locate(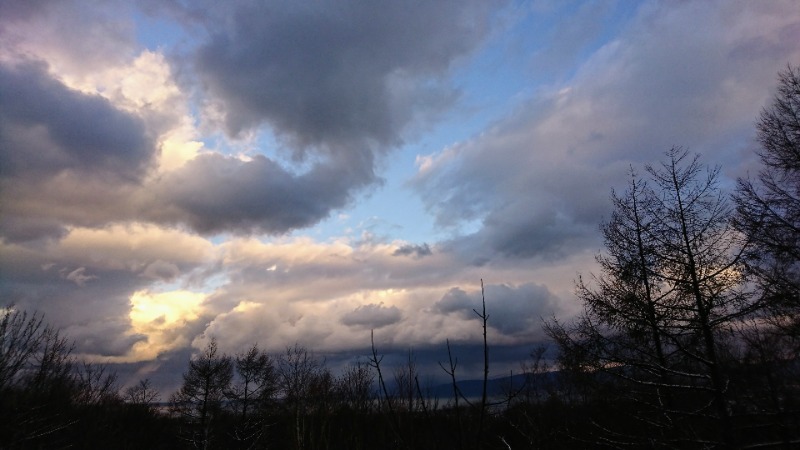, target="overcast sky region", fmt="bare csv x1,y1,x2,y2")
1,0,799,394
